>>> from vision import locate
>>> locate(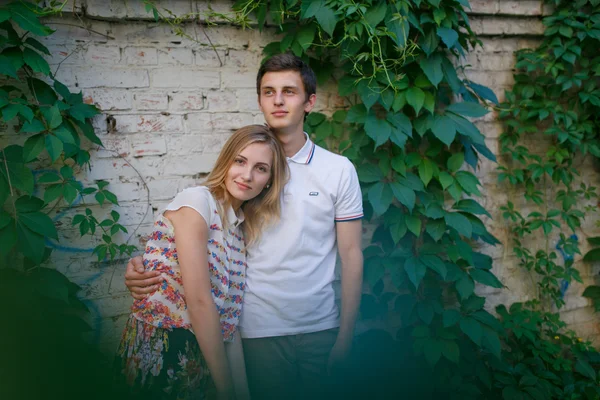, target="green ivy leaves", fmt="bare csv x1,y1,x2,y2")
431,115,456,146
0,7,135,268
300,0,337,36
420,53,444,87
4,3,54,37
